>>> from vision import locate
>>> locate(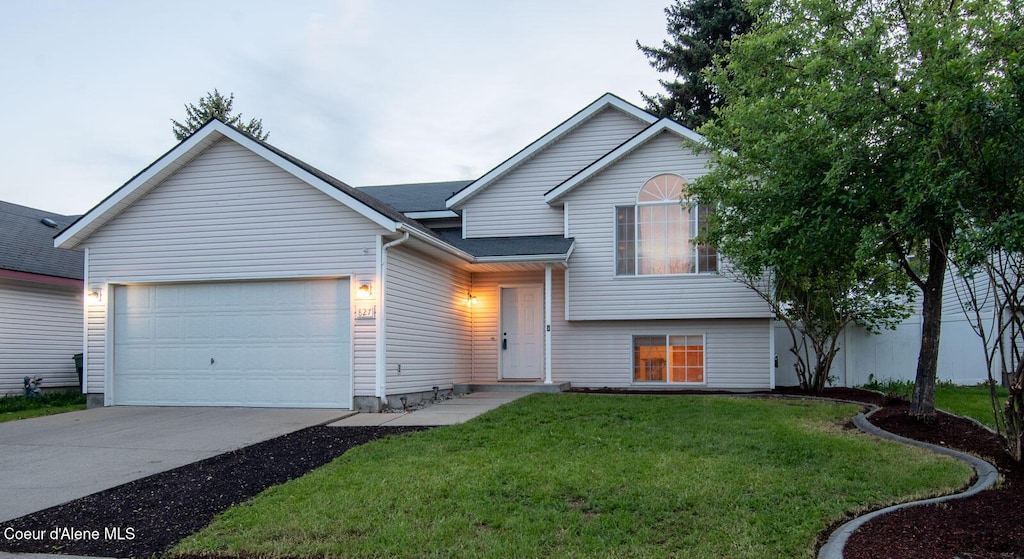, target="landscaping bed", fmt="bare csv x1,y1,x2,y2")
841,403,1024,559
